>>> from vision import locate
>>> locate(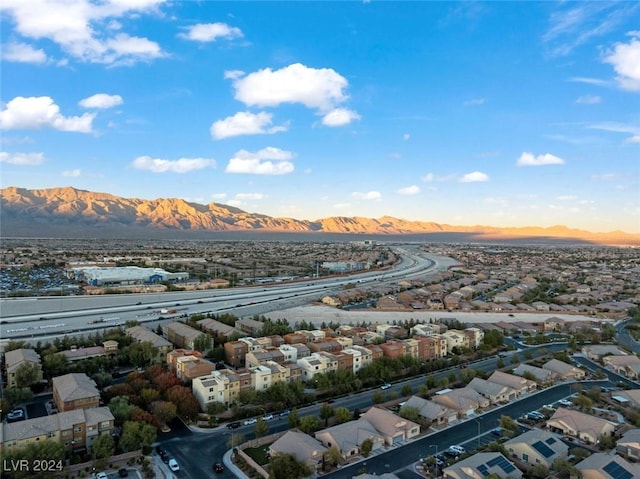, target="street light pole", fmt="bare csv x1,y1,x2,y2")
429,444,439,479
